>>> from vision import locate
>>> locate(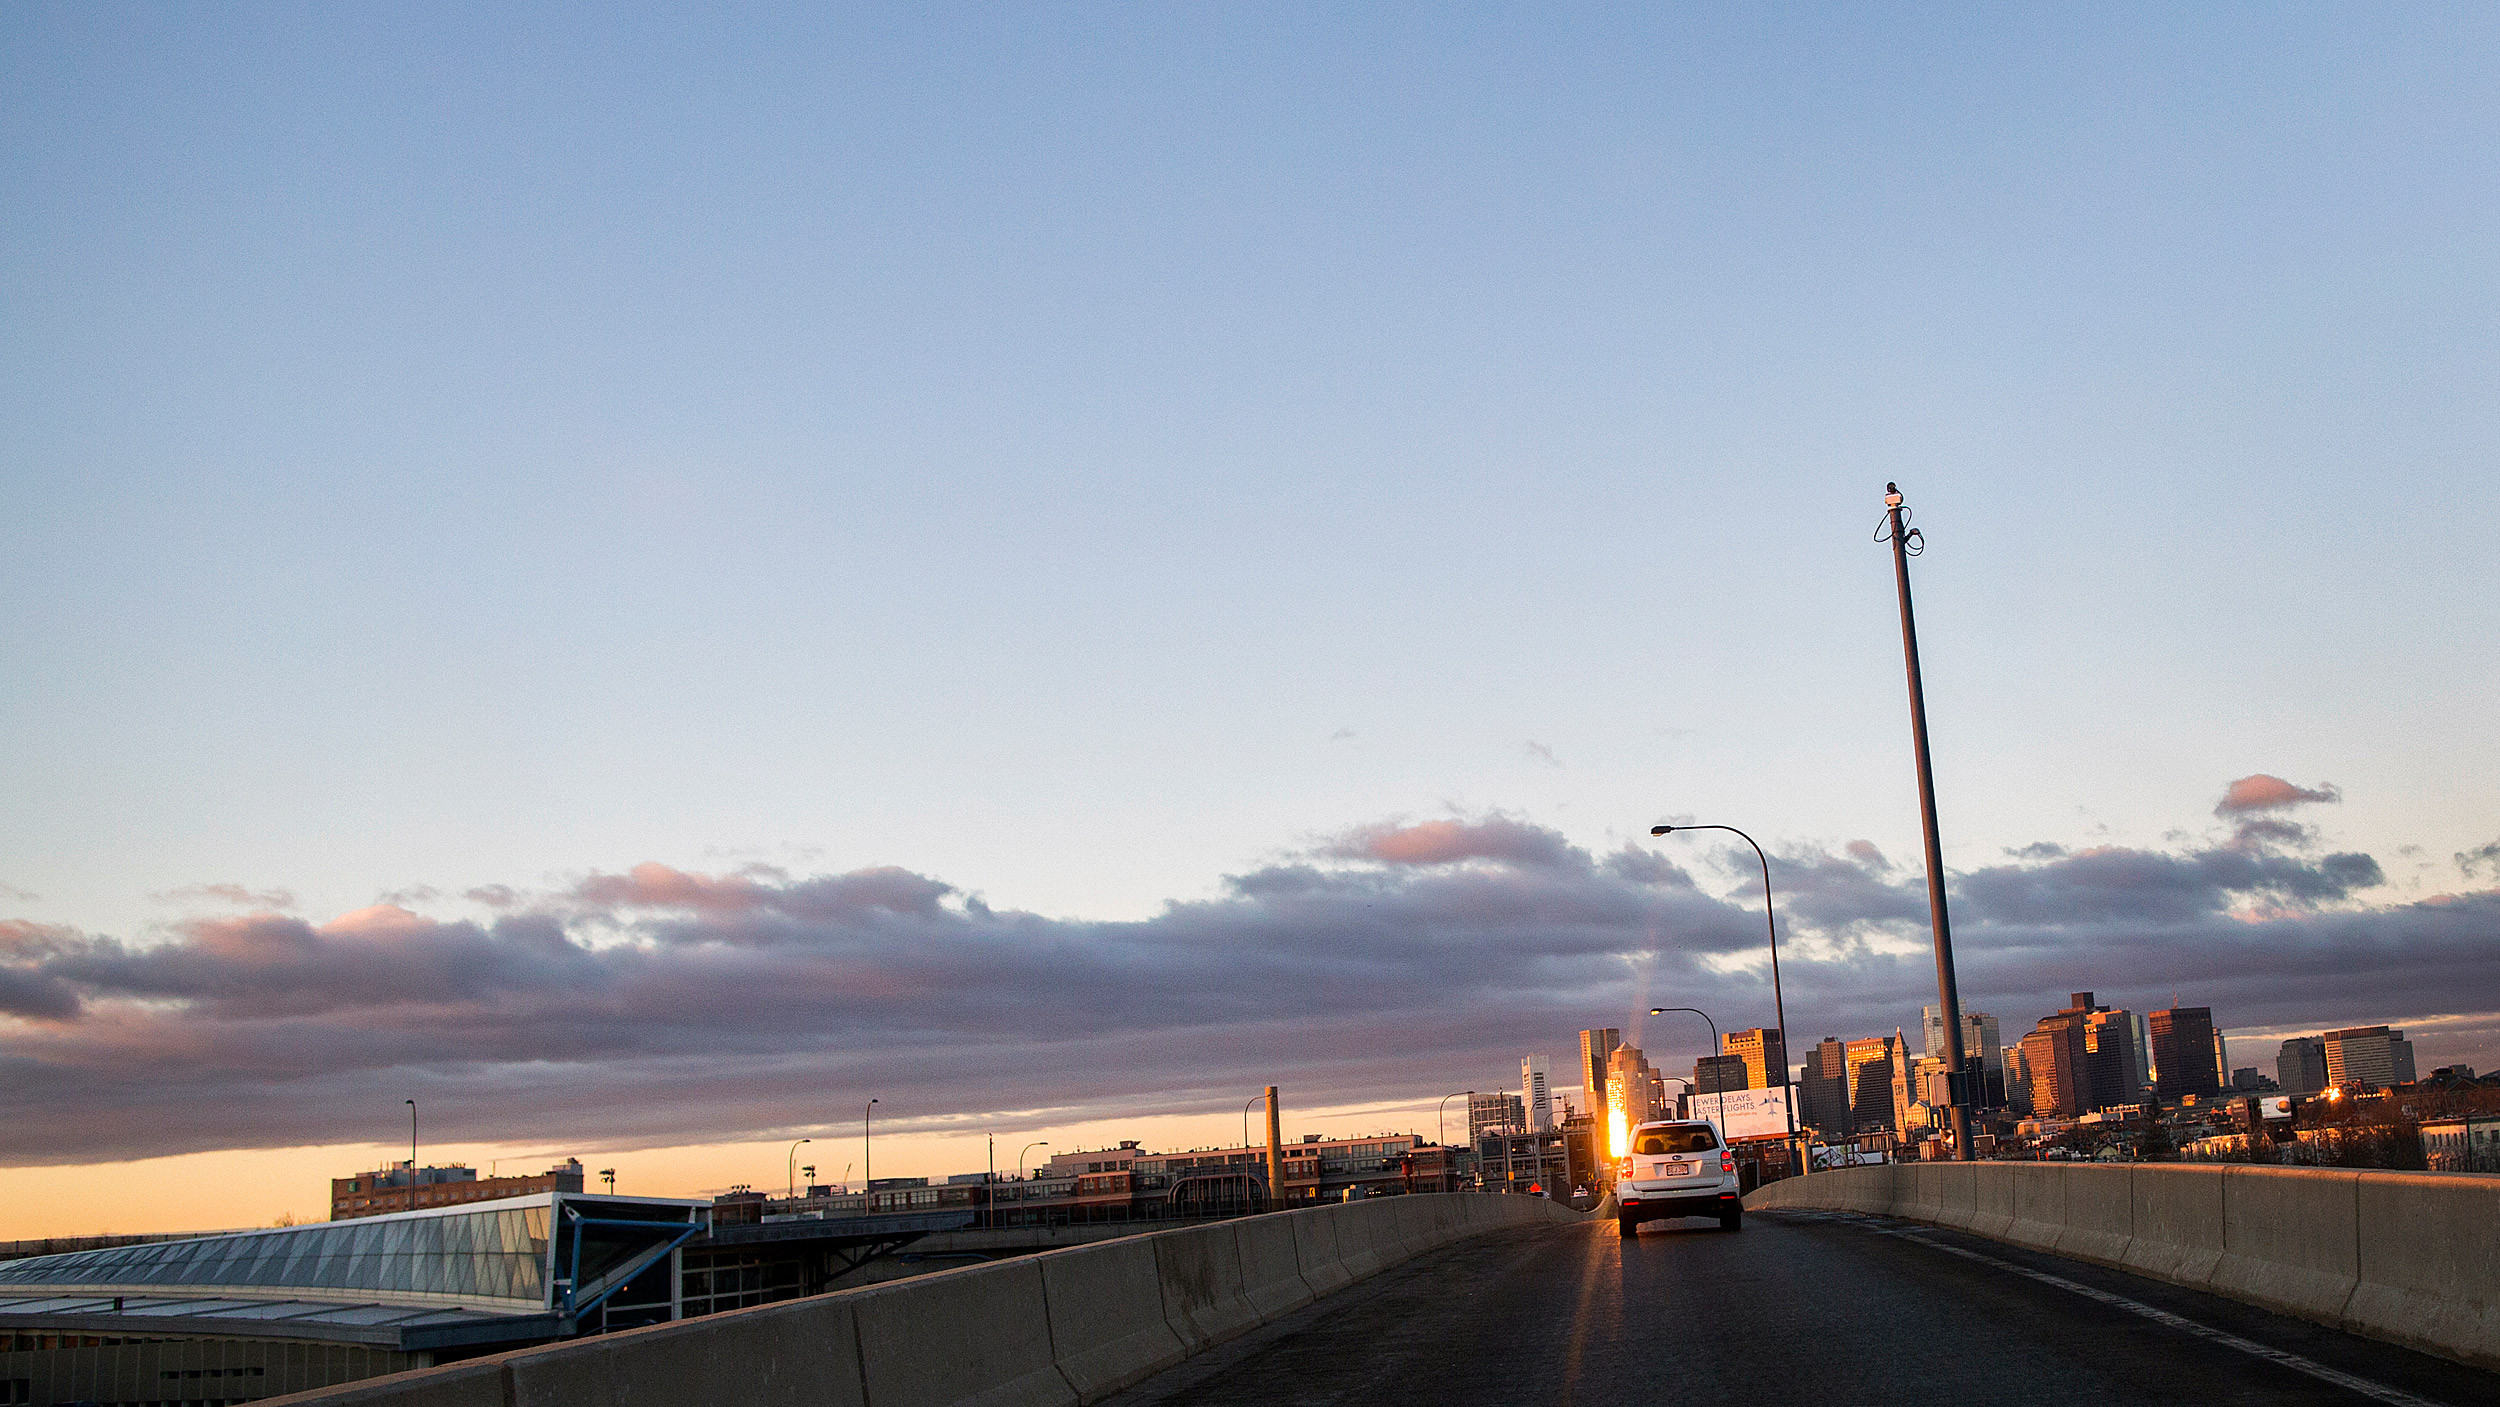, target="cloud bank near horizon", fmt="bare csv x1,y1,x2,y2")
4,779,2494,1167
